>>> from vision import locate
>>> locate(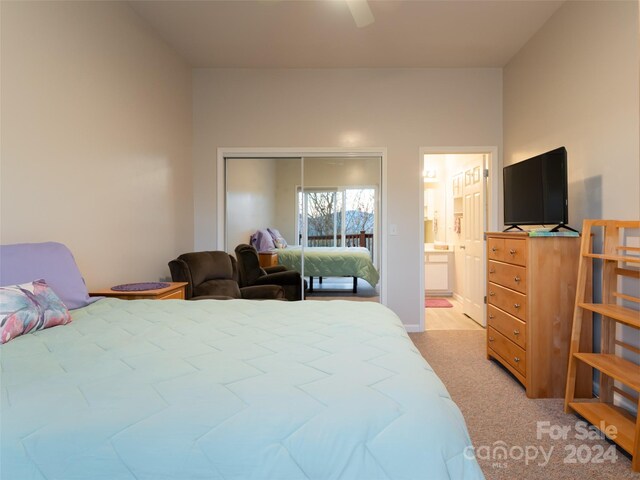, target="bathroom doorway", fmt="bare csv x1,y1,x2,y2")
420,147,498,331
